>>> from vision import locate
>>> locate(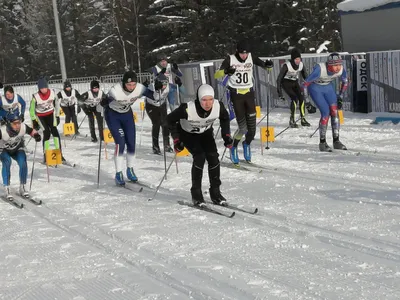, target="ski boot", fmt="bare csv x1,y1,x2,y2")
319,142,332,152
289,116,298,128
152,146,161,155
301,118,311,127
126,167,138,182
91,136,98,143
165,145,174,153
191,188,205,207
333,140,347,150
4,186,13,201
115,171,125,186
242,142,251,162
230,146,239,164
19,184,29,198
209,187,227,206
